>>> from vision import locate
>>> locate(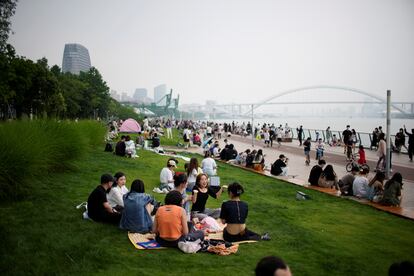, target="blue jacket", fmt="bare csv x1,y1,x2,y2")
120,192,156,233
